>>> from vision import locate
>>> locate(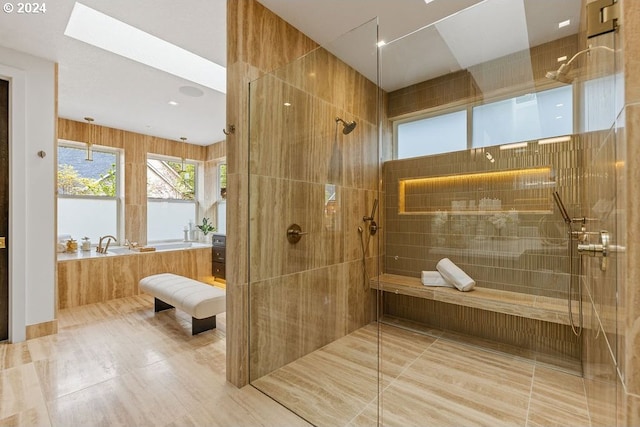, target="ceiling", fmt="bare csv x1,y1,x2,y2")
0,0,580,146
